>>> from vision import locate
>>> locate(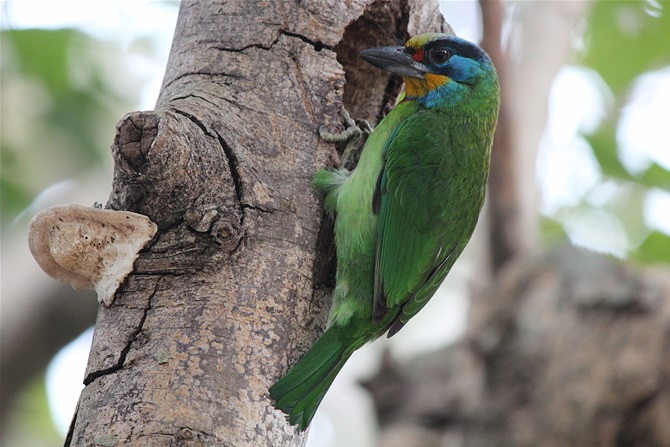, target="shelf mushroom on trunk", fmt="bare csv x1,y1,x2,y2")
28,204,157,306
